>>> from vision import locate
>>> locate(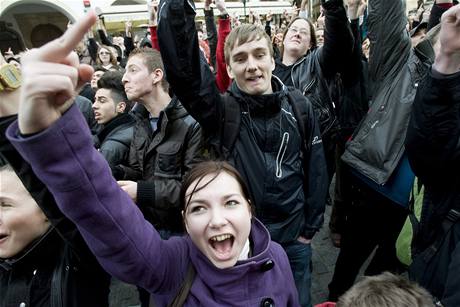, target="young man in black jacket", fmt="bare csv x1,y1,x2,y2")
93,70,135,169
406,4,460,306
157,2,328,306
111,47,204,306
